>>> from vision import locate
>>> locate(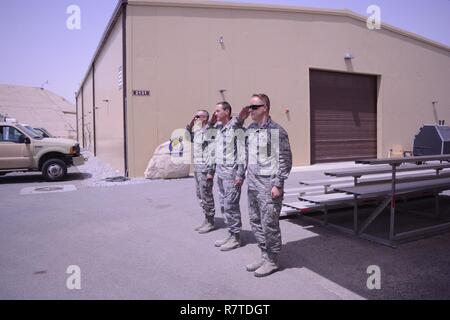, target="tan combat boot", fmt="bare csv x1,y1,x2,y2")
194,217,208,231
214,233,232,247
220,233,241,251
254,254,279,277
246,251,268,272
198,217,215,234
